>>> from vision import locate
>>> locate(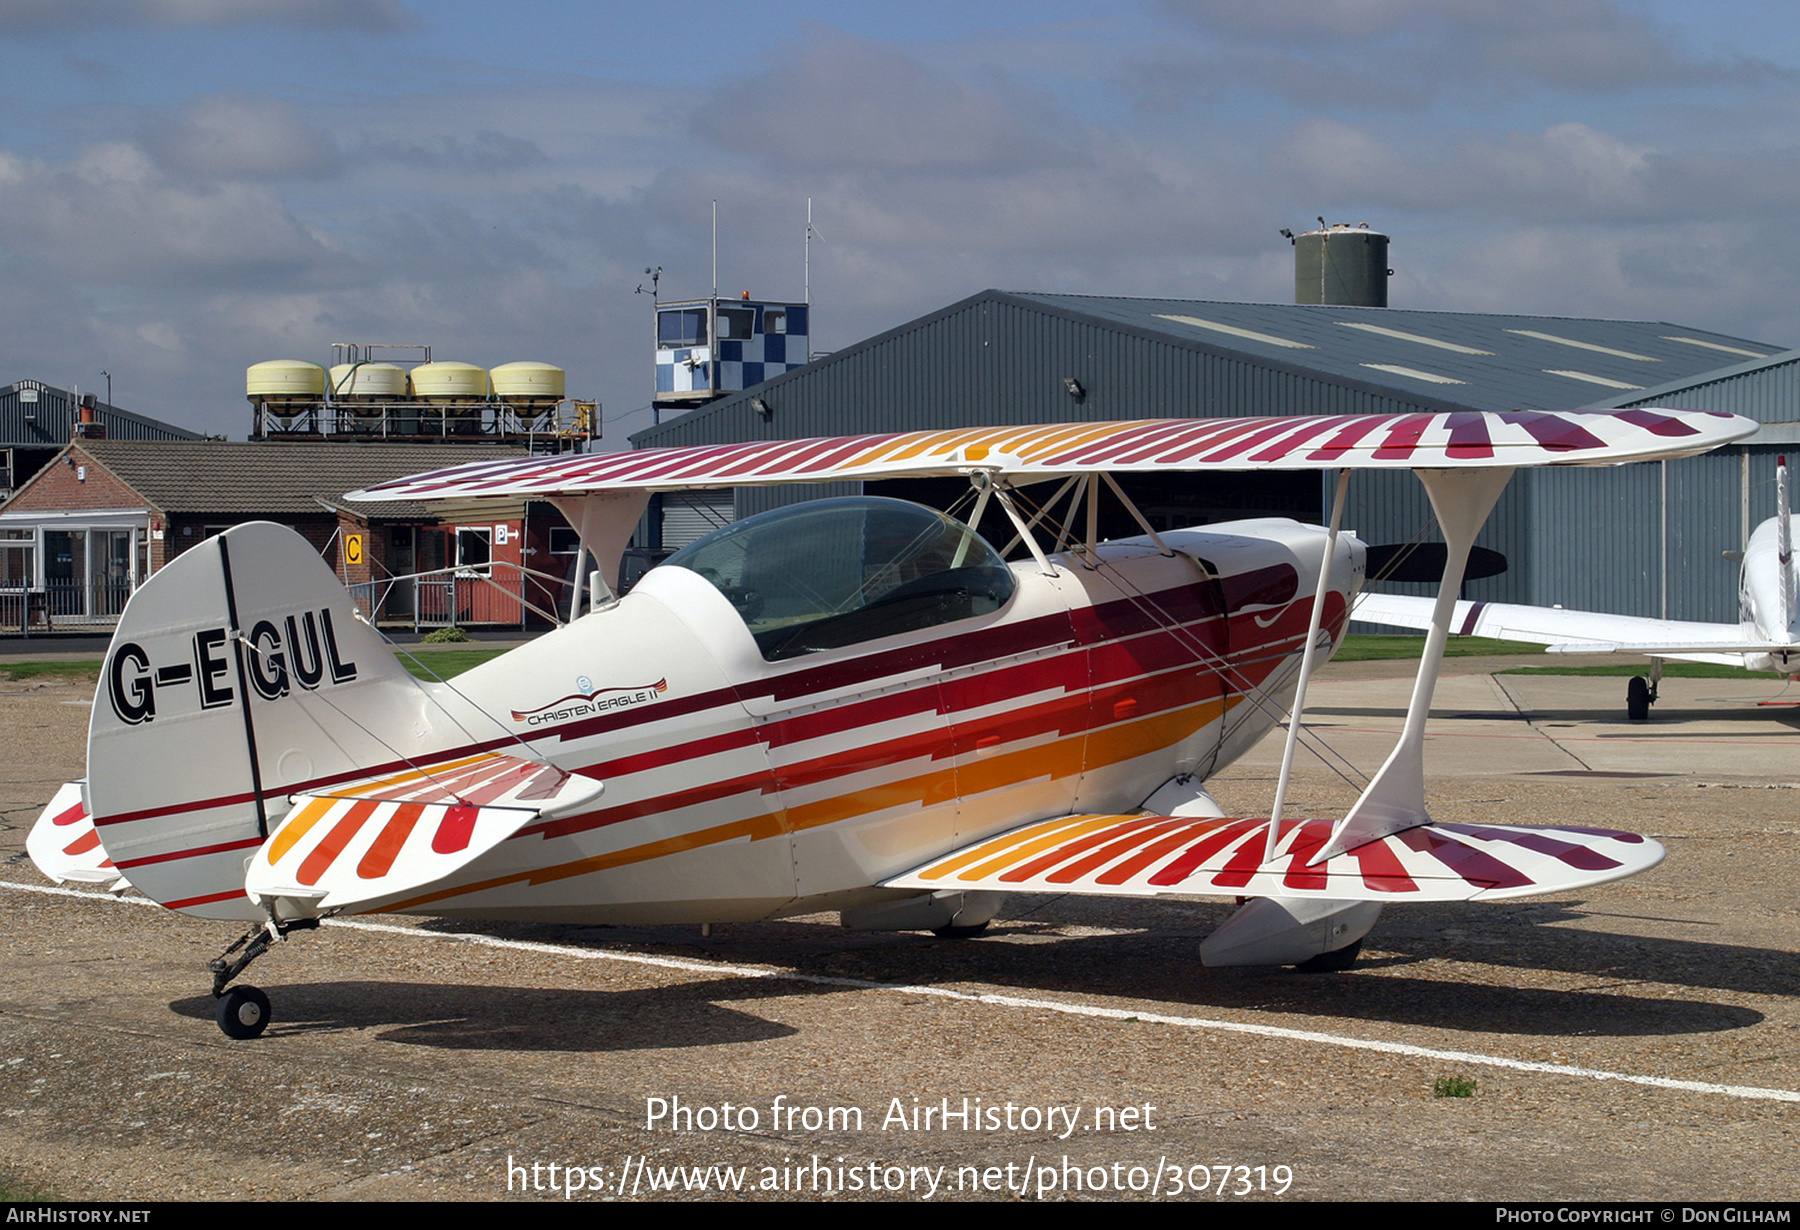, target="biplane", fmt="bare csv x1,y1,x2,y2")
27,409,1754,1039
1357,455,1800,720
